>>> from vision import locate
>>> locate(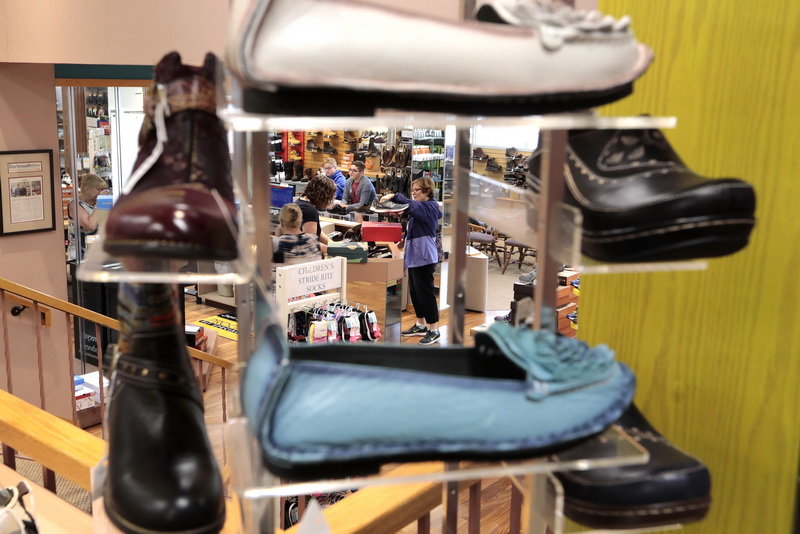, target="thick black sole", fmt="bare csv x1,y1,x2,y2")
103,241,238,262
263,433,597,482
562,495,711,529
581,219,755,263
104,490,226,534
243,83,634,117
